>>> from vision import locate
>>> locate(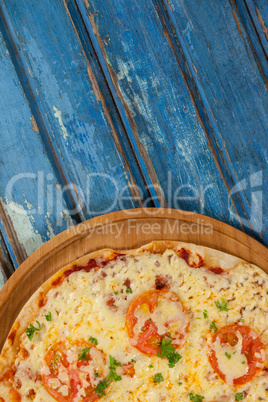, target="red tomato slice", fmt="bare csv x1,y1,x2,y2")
126,290,189,355
41,340,109,401
207,324,265,386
